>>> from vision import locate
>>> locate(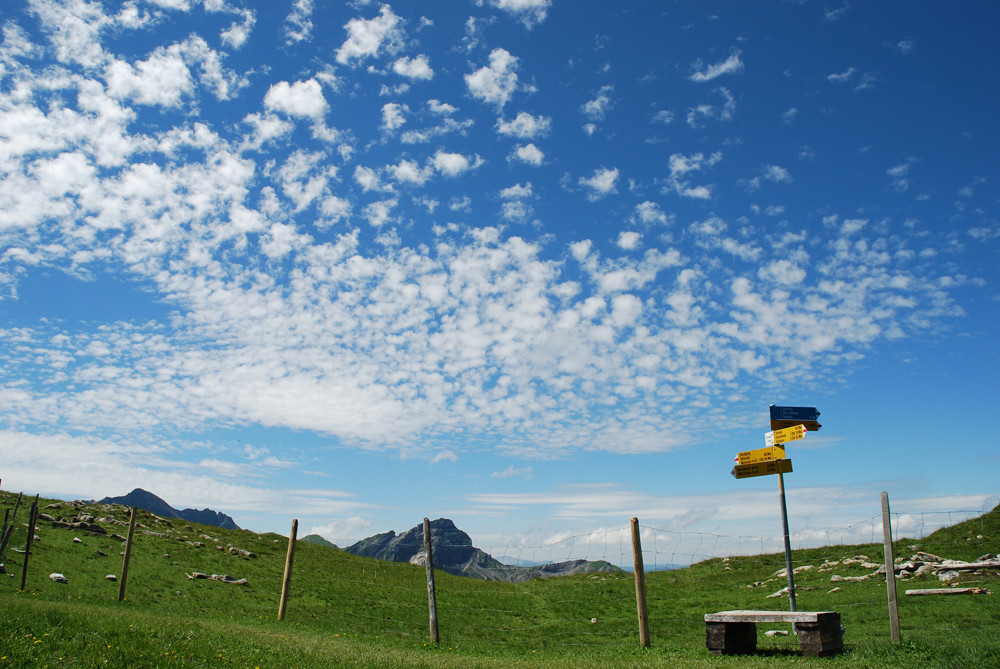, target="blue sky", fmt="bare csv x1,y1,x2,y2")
1,0,997,561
